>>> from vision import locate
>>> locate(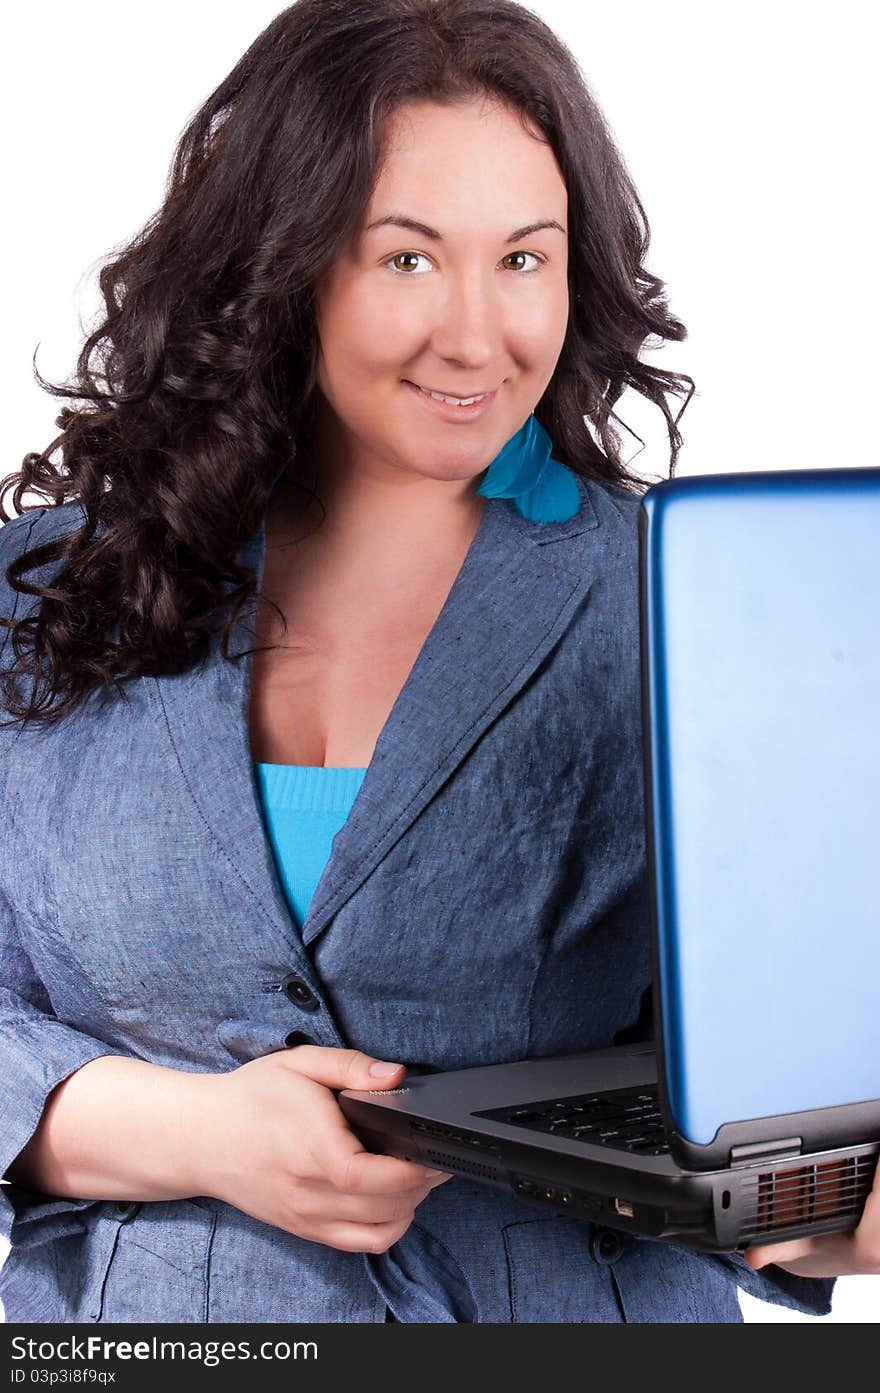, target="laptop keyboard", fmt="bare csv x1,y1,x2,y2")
473,1084,670,1156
